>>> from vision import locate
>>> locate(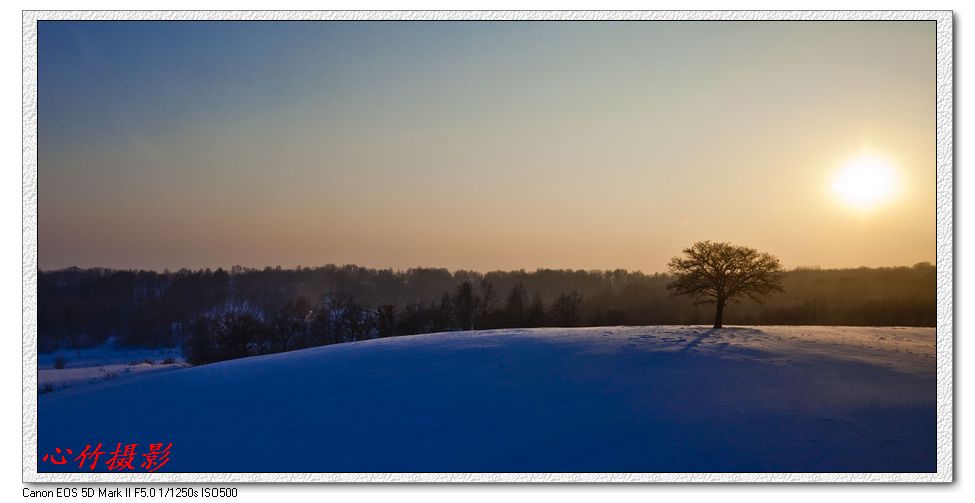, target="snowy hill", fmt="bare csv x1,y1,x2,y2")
37,326,936,473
